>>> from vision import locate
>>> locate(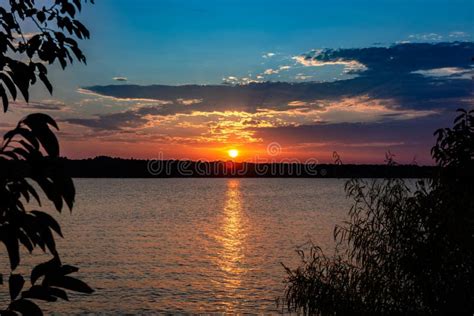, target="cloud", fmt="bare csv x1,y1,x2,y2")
252,113,455,163
11,100,68,111
222,75,262,85
292,51,368,73
288,101,308,107
411,67,473,80
66,112,146,131
408,33,443,41
404,31,470,43
84,41,474,115
222,76,239,84
254,115,445,145
262,52,276,58
448,31,470,39
68,42,474,155
113,77,128,82
230,65,294,83
263,68,278,75
176,98,202,105
77,88,171,103
262,65,291,76
295,73,313,80
64,94,437,148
